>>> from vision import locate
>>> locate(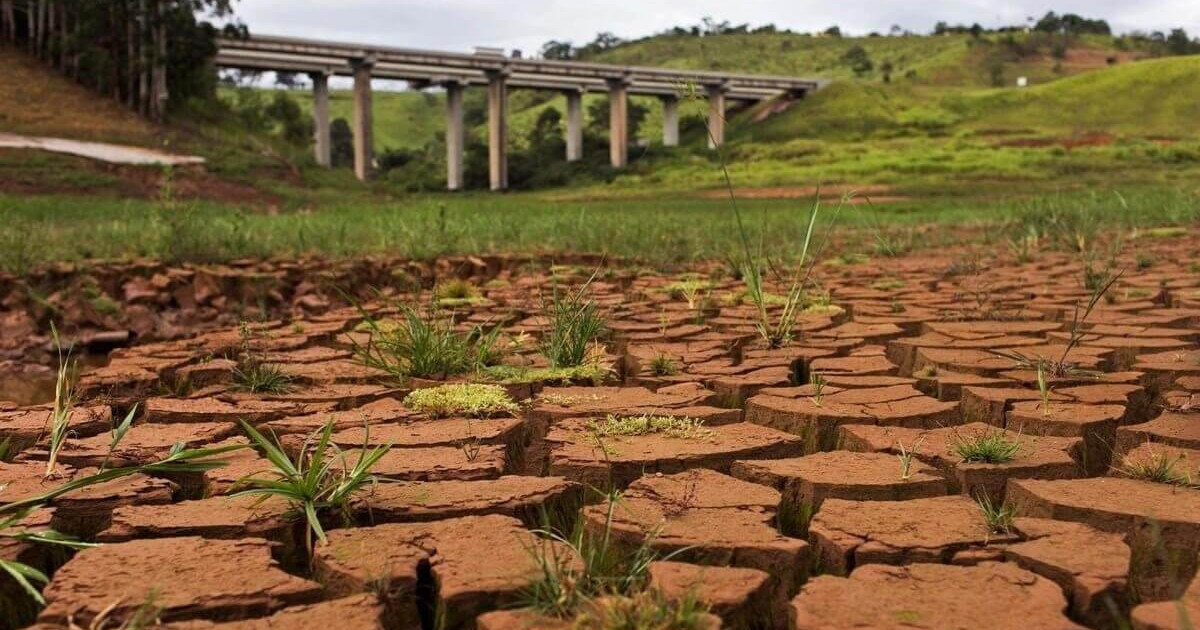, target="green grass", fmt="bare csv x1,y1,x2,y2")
1,185,1196,272
1116,451,1199,488
952,427,1022,464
